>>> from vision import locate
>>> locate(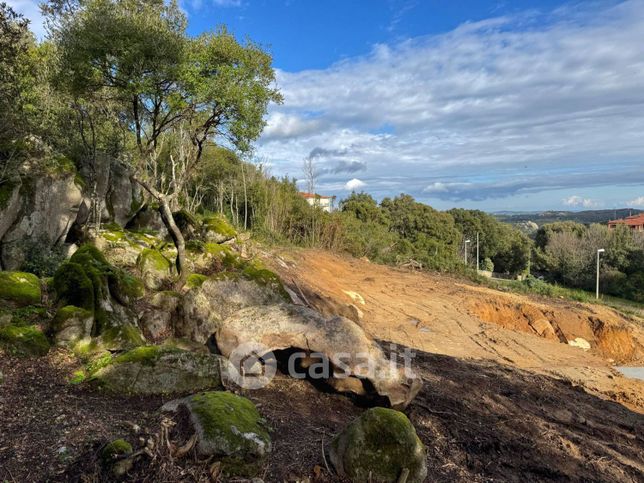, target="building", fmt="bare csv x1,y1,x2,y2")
608,213,644,231
299,192,337,212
